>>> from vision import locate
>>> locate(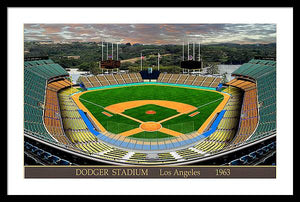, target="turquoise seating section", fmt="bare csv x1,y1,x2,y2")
232,59,276,142
247,70,276,141
24,69,56,142
24,59,69,143
24,59,54,68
